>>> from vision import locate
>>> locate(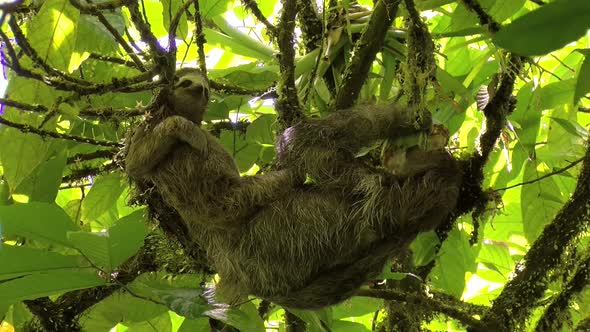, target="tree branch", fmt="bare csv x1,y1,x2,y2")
192,0,208,73
275,0,303,127
297,0,323,52
126,1,172,79
460,0,501,33
534,247,590,332
0,116,123,148
241,0,277,38
357,289,488,330
403,0,436,107
67,149,117,164
333,0,403,110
